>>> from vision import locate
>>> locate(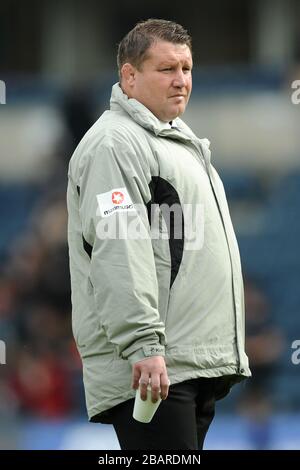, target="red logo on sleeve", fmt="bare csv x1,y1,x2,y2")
111,191,124,205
